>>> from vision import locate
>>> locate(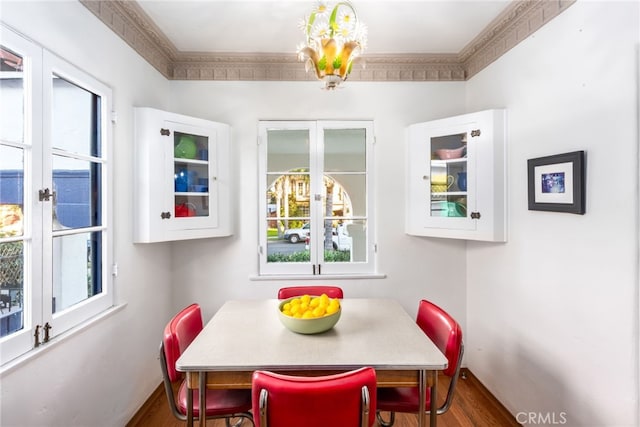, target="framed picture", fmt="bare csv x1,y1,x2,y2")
527,151,585,214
